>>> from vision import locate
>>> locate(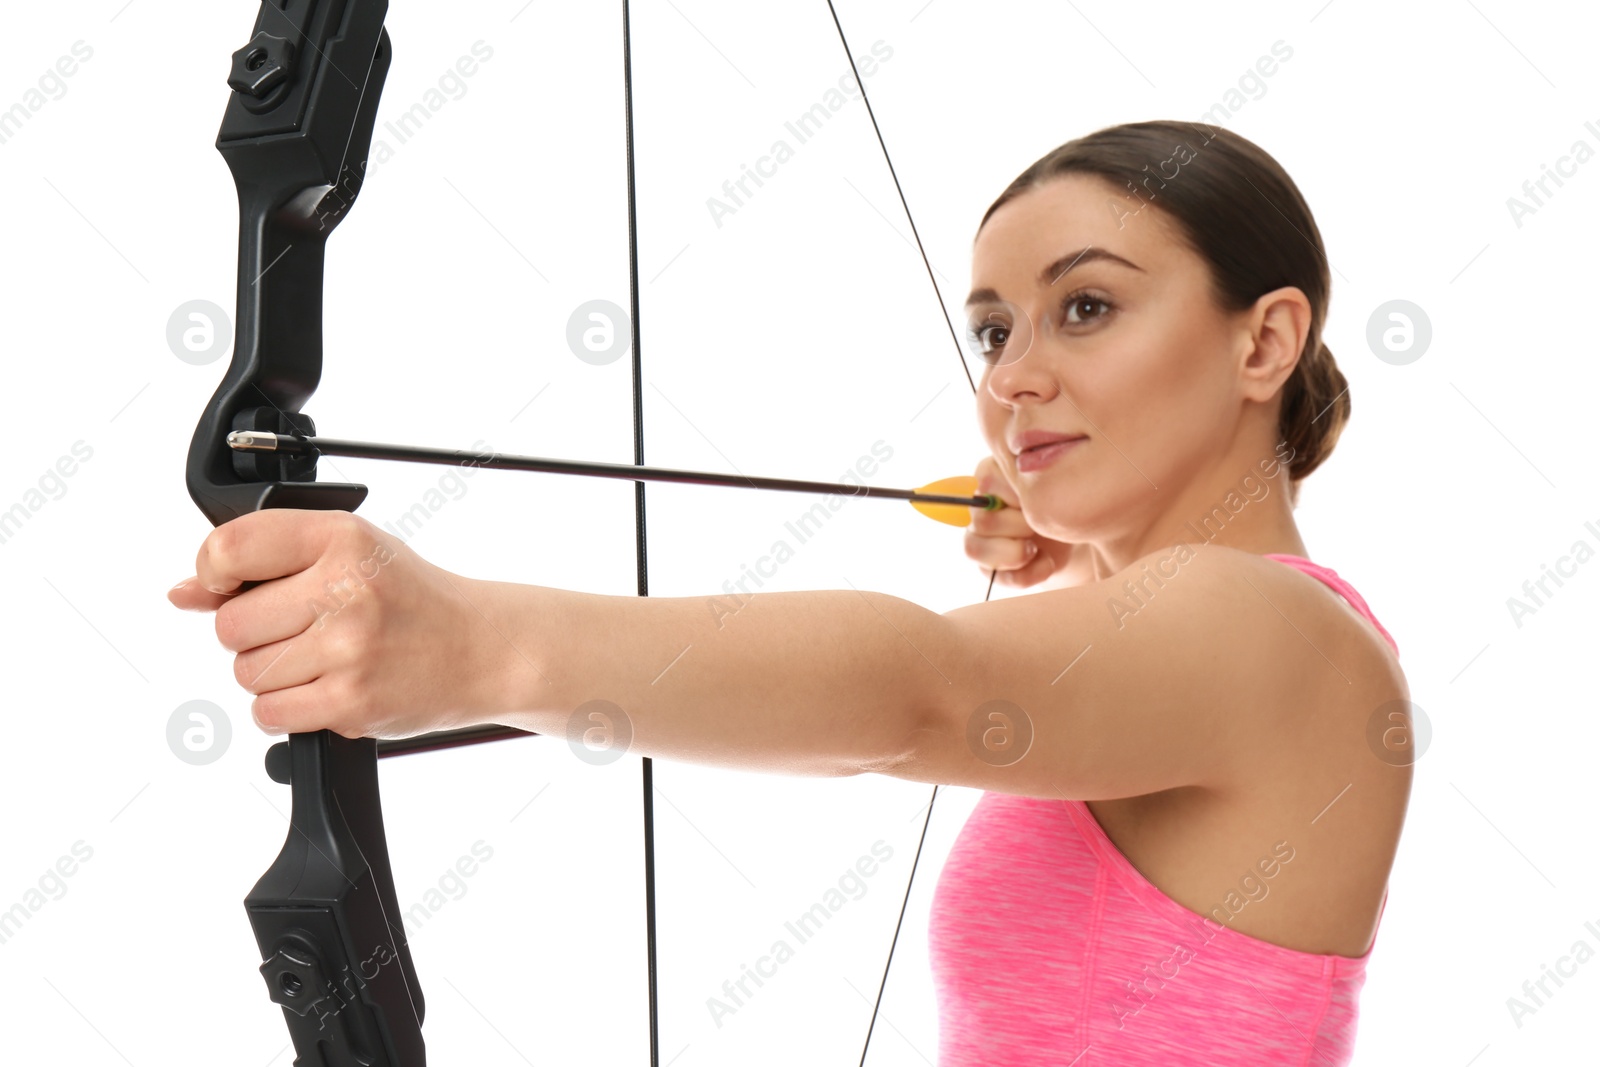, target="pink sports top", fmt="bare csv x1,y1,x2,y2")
927,553,1400,1065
